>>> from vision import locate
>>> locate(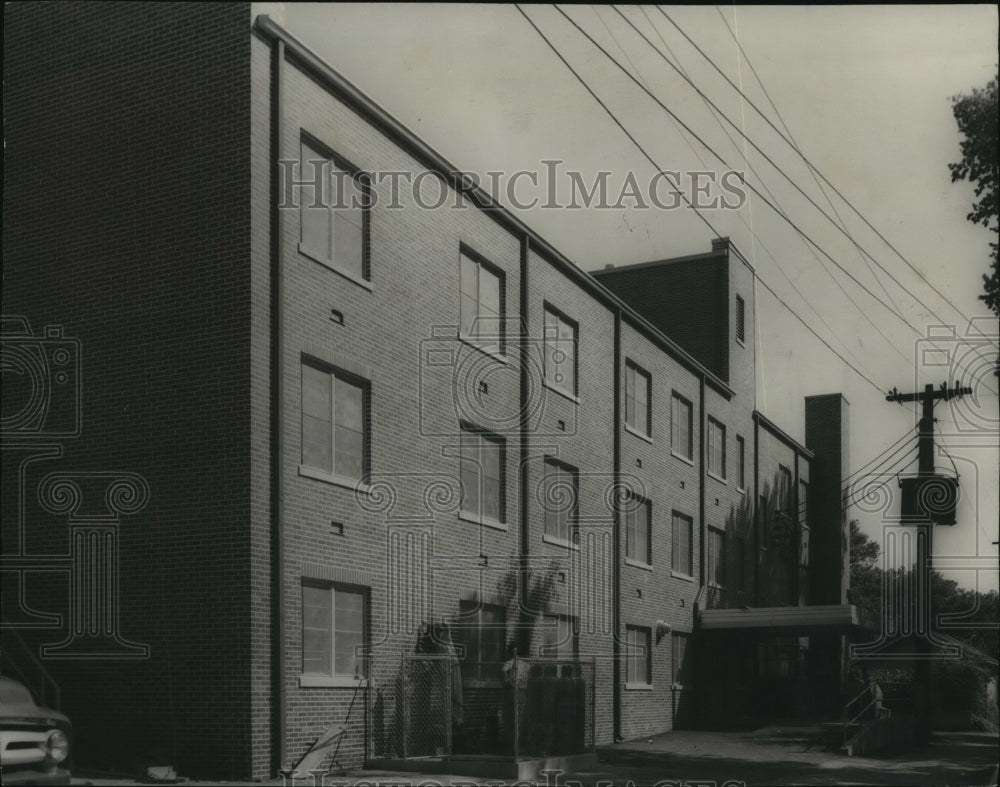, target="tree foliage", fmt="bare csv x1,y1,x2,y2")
949,75,1000,328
